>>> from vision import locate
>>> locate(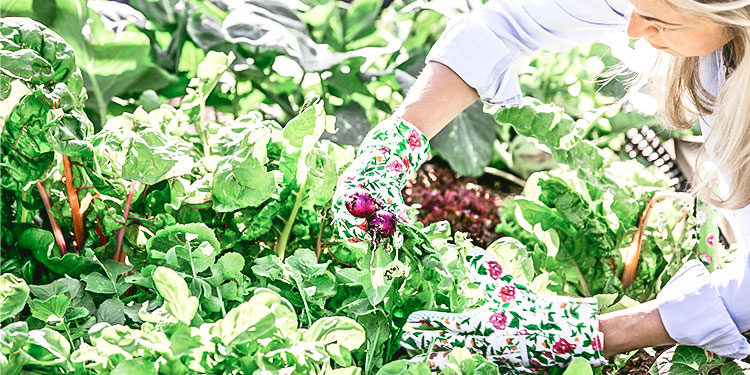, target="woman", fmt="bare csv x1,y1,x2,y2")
332,0,750,371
